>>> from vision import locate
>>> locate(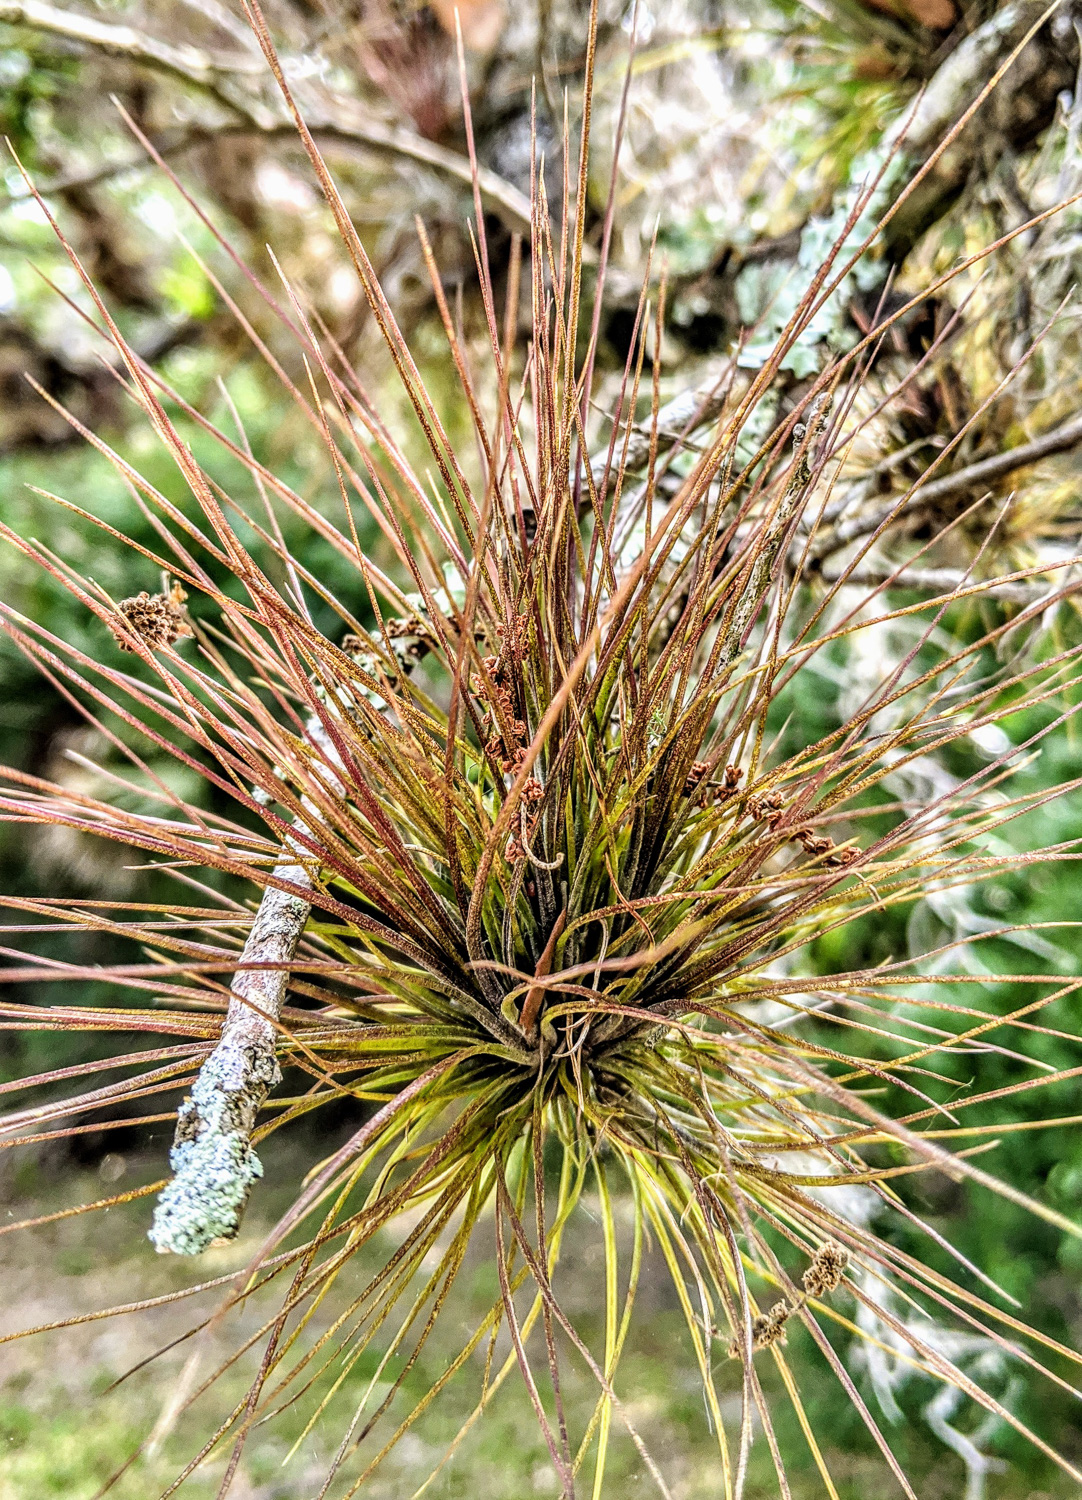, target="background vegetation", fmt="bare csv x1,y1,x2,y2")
2,1,1082,1496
